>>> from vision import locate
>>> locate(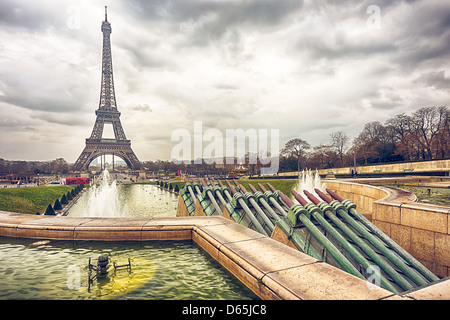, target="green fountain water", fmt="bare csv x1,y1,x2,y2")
67,170,178,218
0,238,258,300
